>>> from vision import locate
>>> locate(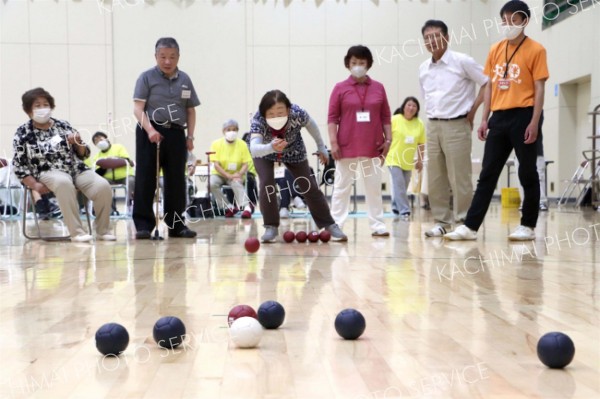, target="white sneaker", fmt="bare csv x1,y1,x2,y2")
371,229,390,237
261,226,279,243
98,234,117,241
71,234,93,243
444,225,477,241
279,208,289,219
508,225,535,241
424,225,447,238
293,196,306,209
